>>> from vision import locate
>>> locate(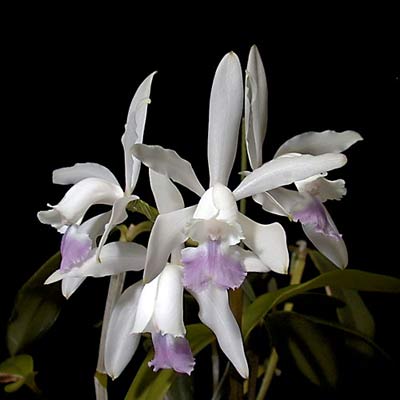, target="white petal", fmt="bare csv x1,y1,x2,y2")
191,286,249,378
45,269,64,284
192,187,219,220
122,72,157,194
149,169,184,214
154,264,185,336
105,281,143,379
208,52,243,186
238,213,289,274
193,184,238,223
253,188,303,217
96,196,138,261
188,219,243,246
170,245,183,265
253,188,302,217
212,184,239,222
37,178,124,230
37,209,69,232
302,208,348,269
274,130,363,158
131,276,159,333
245,45,268,170
143,205,196,283
236,246,270,273
233,153,347,201
61,276,86,299
132,144,205,196
80,242,146,277
53,162,119,186
78,211,112,245
295,176,346,202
